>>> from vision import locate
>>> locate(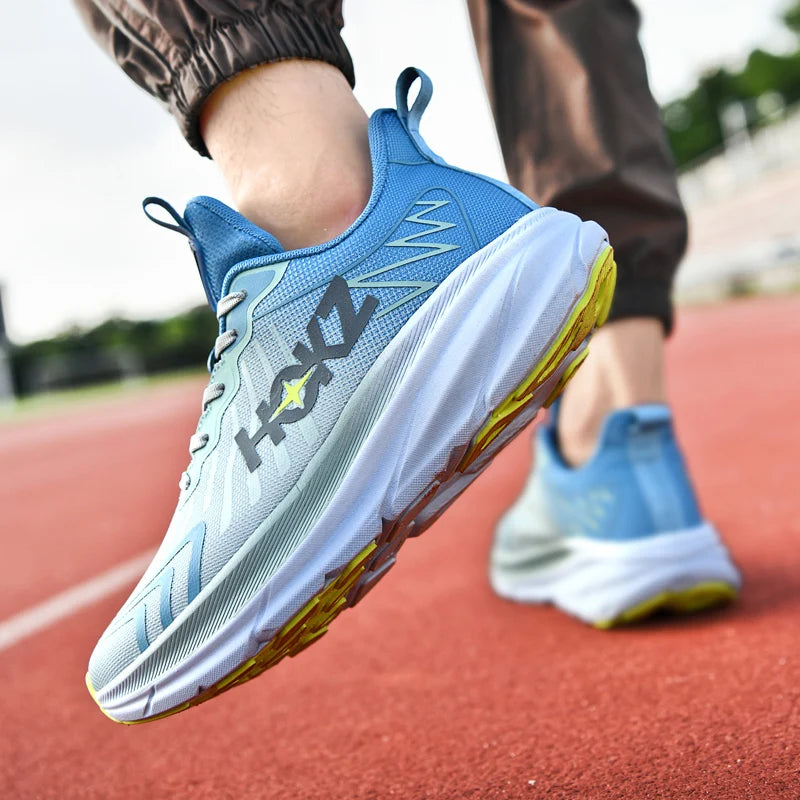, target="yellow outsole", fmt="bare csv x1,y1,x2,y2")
86,543,378,724
90,245,618,724
459,246,616,470
593,581,739,630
